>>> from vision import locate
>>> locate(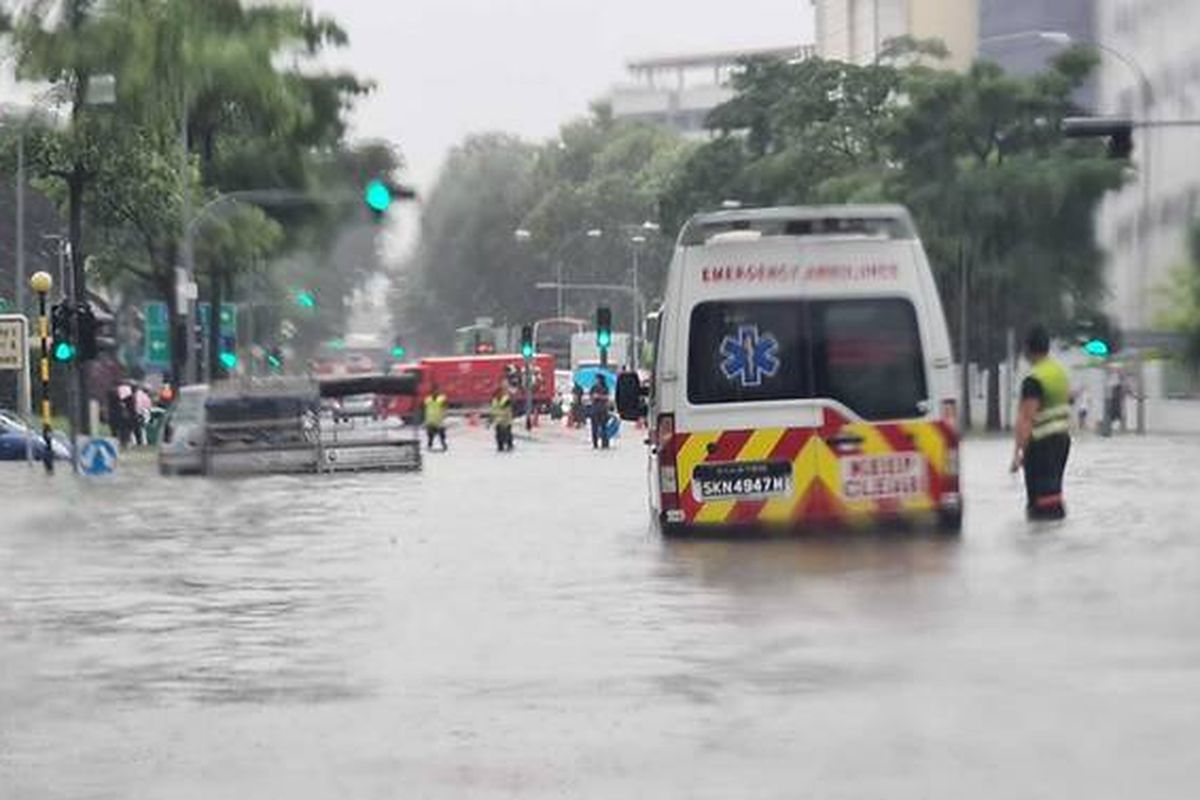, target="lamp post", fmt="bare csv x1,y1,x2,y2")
29,271,55,473
624,220,661,371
